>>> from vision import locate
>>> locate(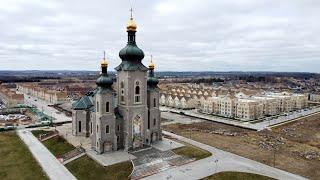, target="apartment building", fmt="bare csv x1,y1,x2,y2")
160,84,308,121
0,85,24,107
